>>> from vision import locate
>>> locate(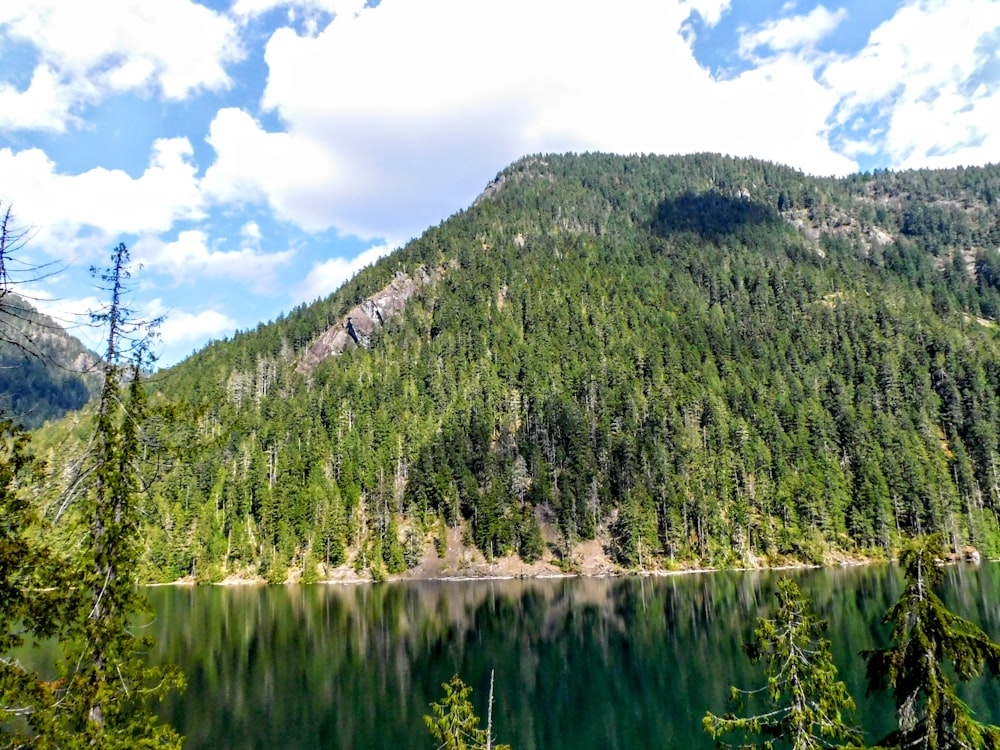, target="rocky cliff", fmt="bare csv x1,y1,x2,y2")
296,265,441,373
